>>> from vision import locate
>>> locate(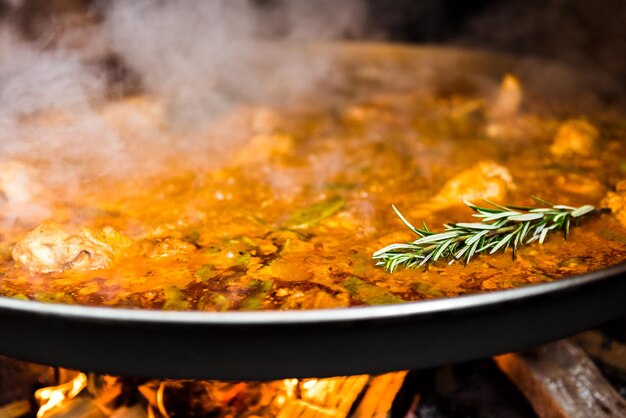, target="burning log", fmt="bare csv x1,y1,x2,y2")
42,398,107,418
352,371,408,418
35,372,88,417
276,375,369,418
494,340,626,418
